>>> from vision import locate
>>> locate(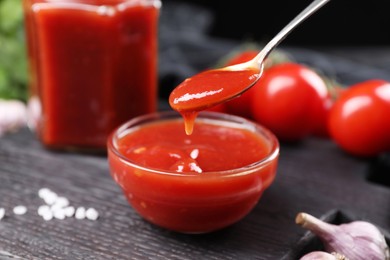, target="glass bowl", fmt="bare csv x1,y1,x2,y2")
107,111,279,233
